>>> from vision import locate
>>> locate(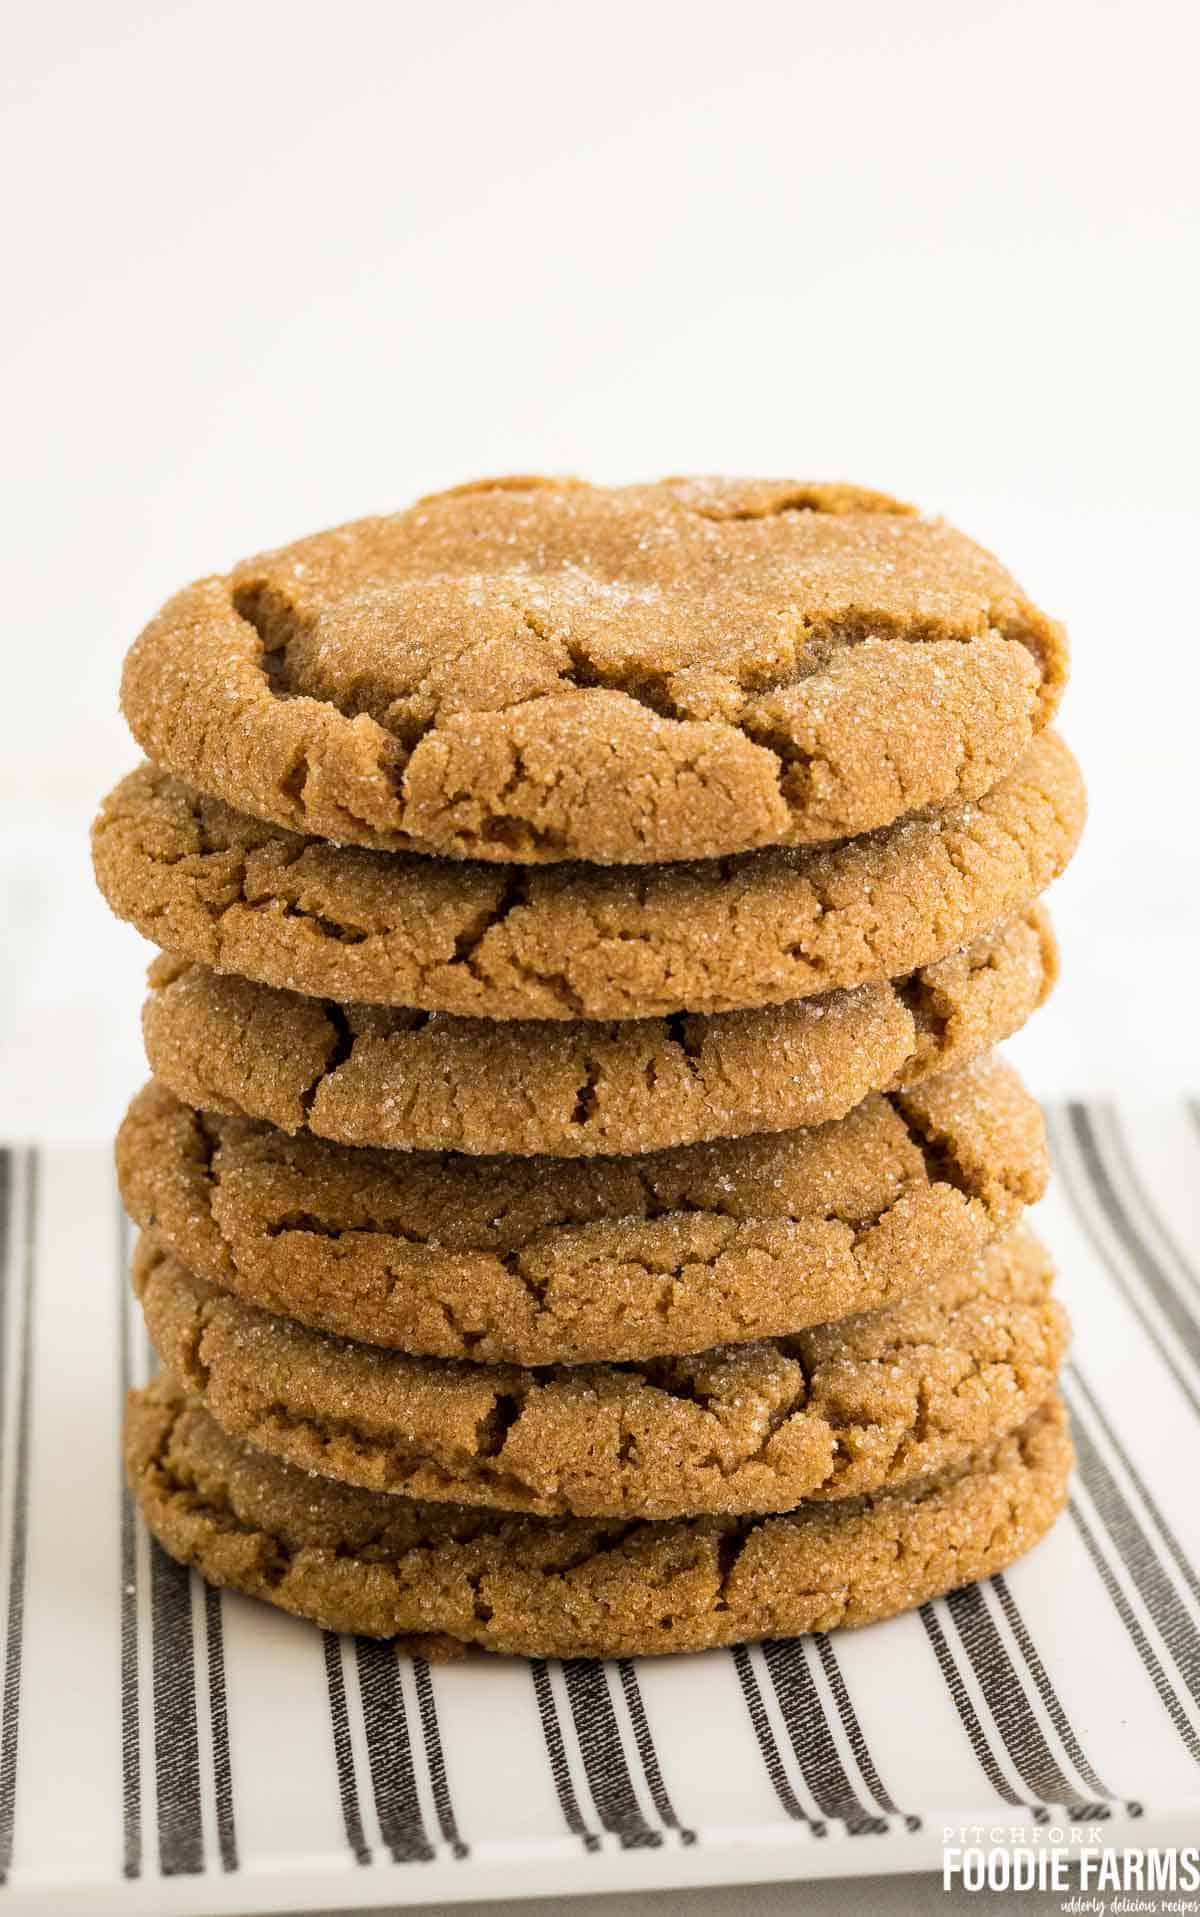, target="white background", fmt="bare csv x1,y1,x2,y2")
4,0,1199,1127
